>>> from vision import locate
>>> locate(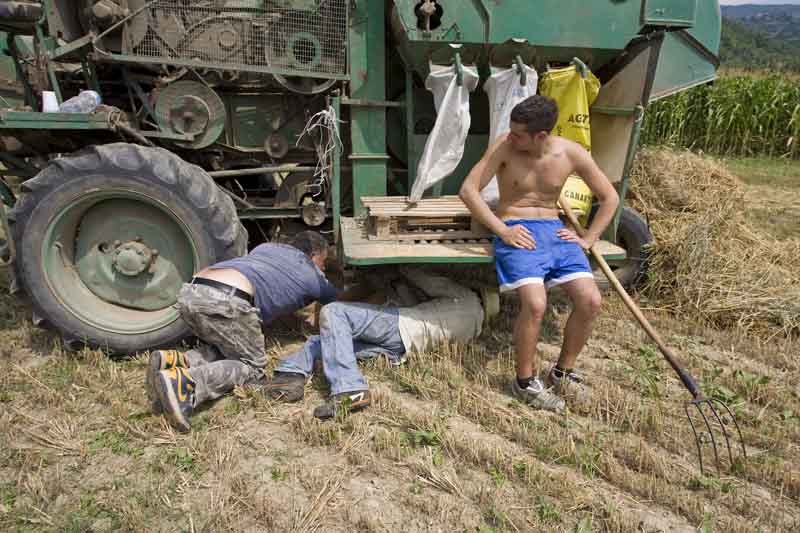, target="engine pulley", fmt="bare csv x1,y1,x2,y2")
154,81,226,149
